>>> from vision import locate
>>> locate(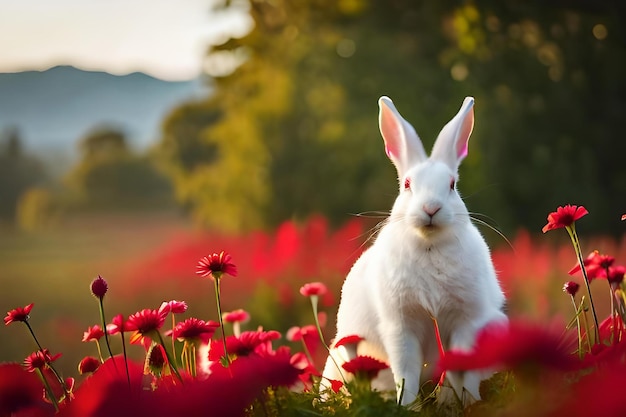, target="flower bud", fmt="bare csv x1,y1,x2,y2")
563,281,580,297
90,275,108,299
78,356,101,374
